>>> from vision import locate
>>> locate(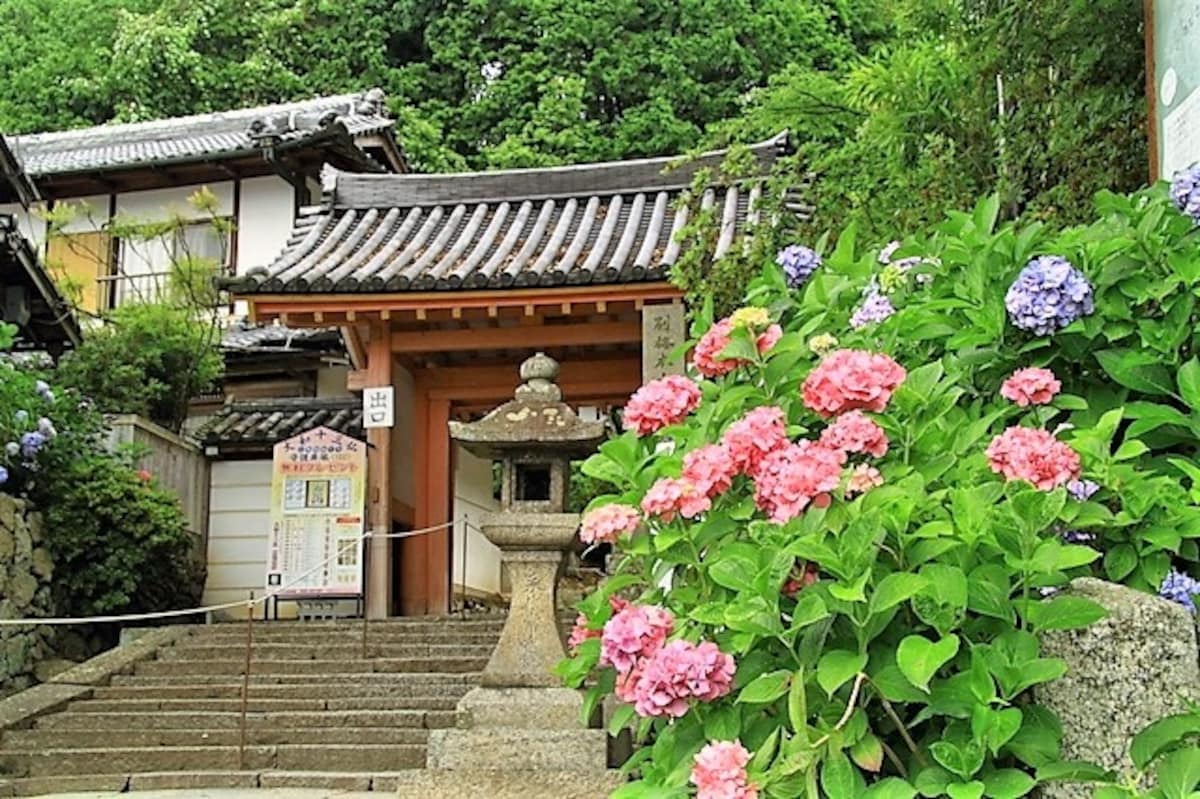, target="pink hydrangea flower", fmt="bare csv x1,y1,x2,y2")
819,410,889,457
568,596,630,654
579,504,641,545
691,741,758,799
754,440,846,524
846,463,884,496
623,375,702,436
682,445,738,498
641,477,711,521
693,318,784,378
802,349,907,417
567,614,600,653
600,605,674,674
1000,367,1062,407
632,640,736,718
722,406,790,477
782,562,820,598
985,426,1081,490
